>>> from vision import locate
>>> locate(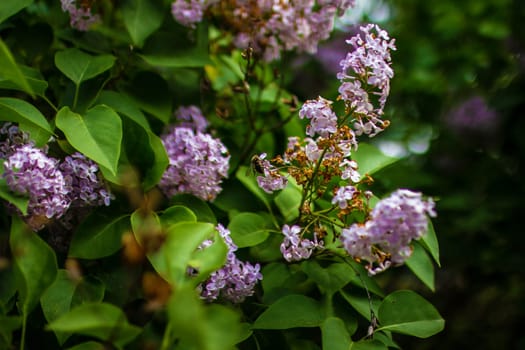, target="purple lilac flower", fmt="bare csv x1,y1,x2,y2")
174,105,209,133
201,224,263,303
59,152,112,208
255,153,288,193
337,24,396,136
341,189,435,275
332,185,358,209
280,224,323,262
60,0,100,31
171,0,208,28
339,159,360,182
299,97,338,138
160,126,230,201
3,144,70,231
